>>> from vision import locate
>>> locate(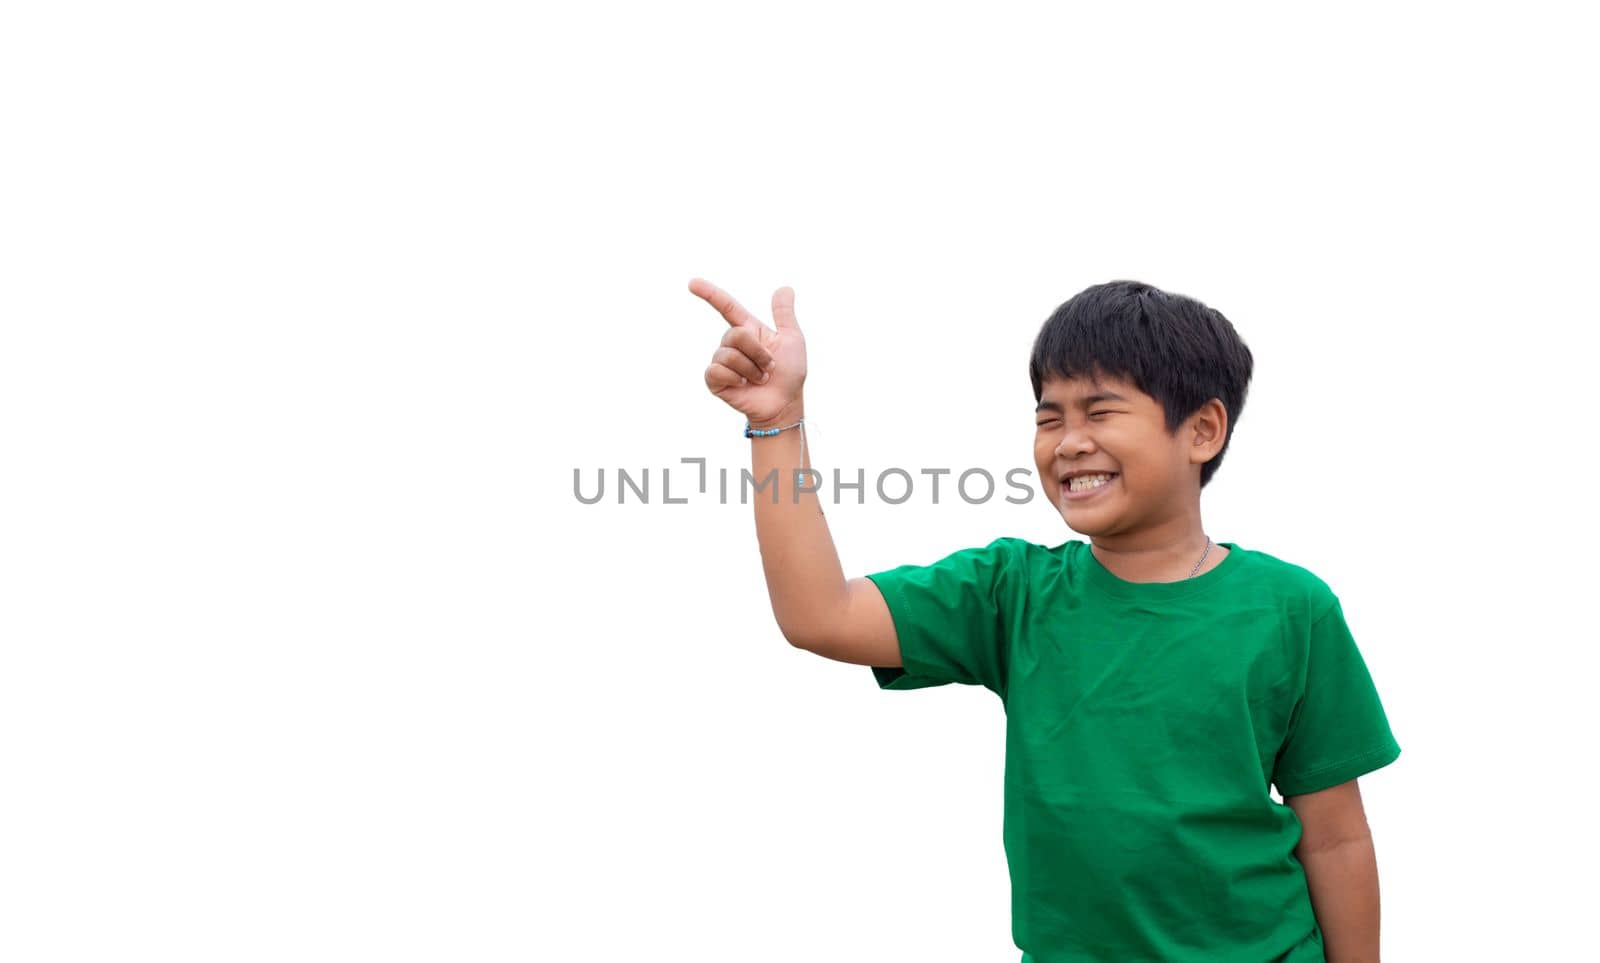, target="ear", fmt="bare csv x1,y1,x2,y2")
1189,398,1229,466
